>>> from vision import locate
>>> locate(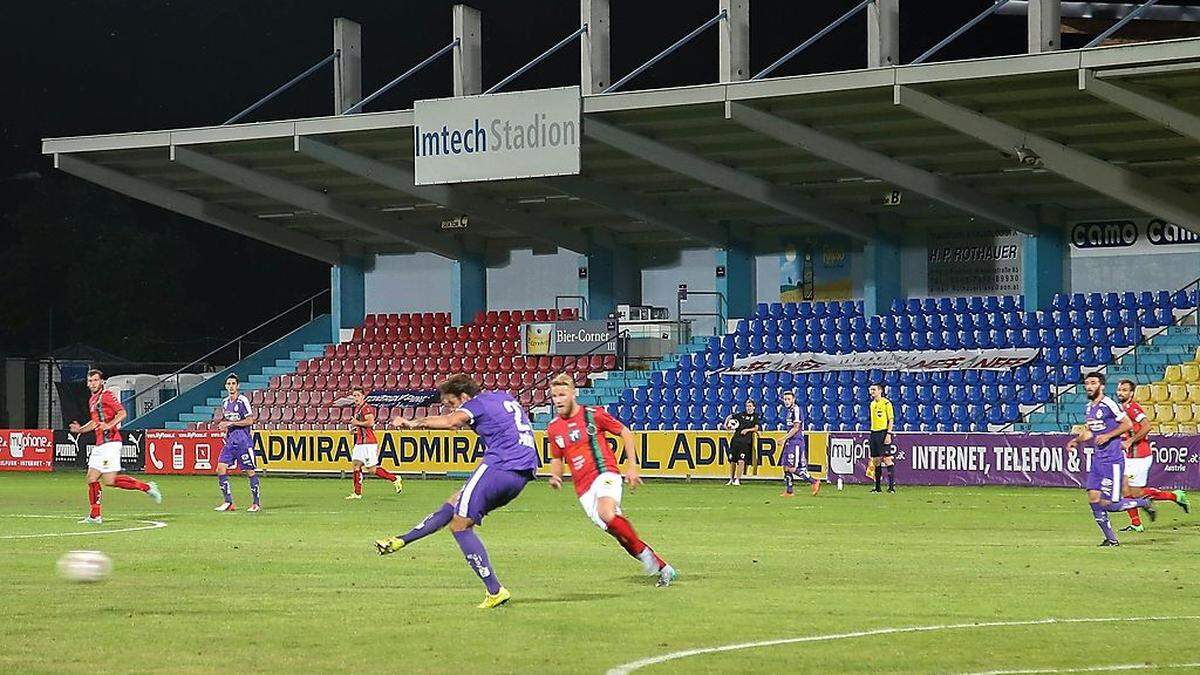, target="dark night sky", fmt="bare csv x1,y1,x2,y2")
2,1,1076,362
